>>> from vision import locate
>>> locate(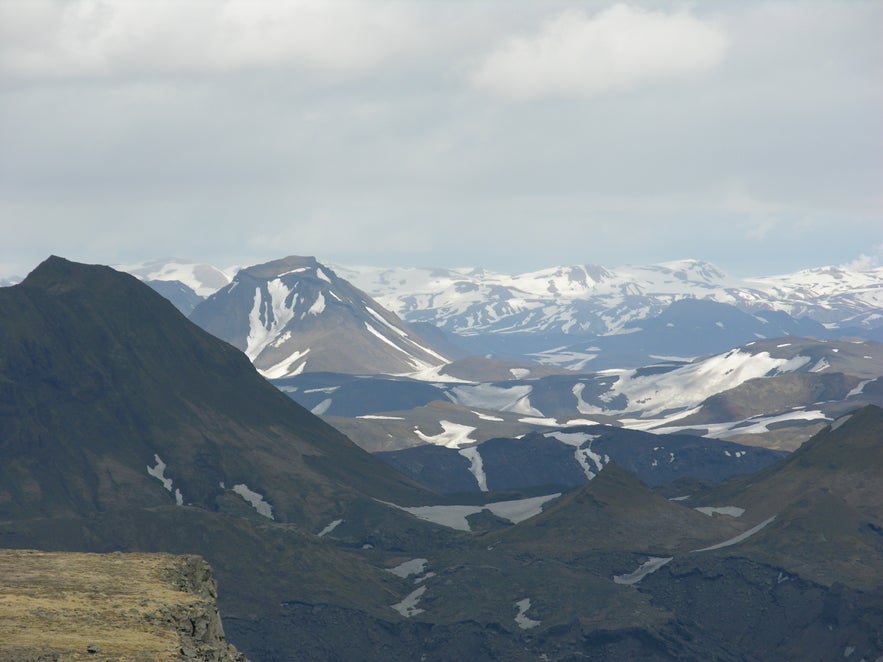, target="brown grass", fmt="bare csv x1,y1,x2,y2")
0,549,209,661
